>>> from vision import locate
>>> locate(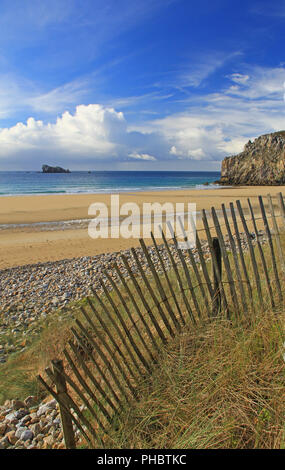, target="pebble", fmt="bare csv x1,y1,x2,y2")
6,430,18,445
0,396,81,450
21,430,34,441
37,399,57,417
